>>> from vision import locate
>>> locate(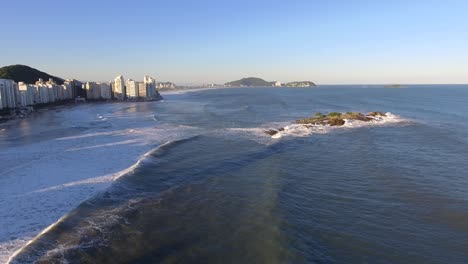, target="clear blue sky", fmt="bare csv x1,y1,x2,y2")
2,0,468,84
